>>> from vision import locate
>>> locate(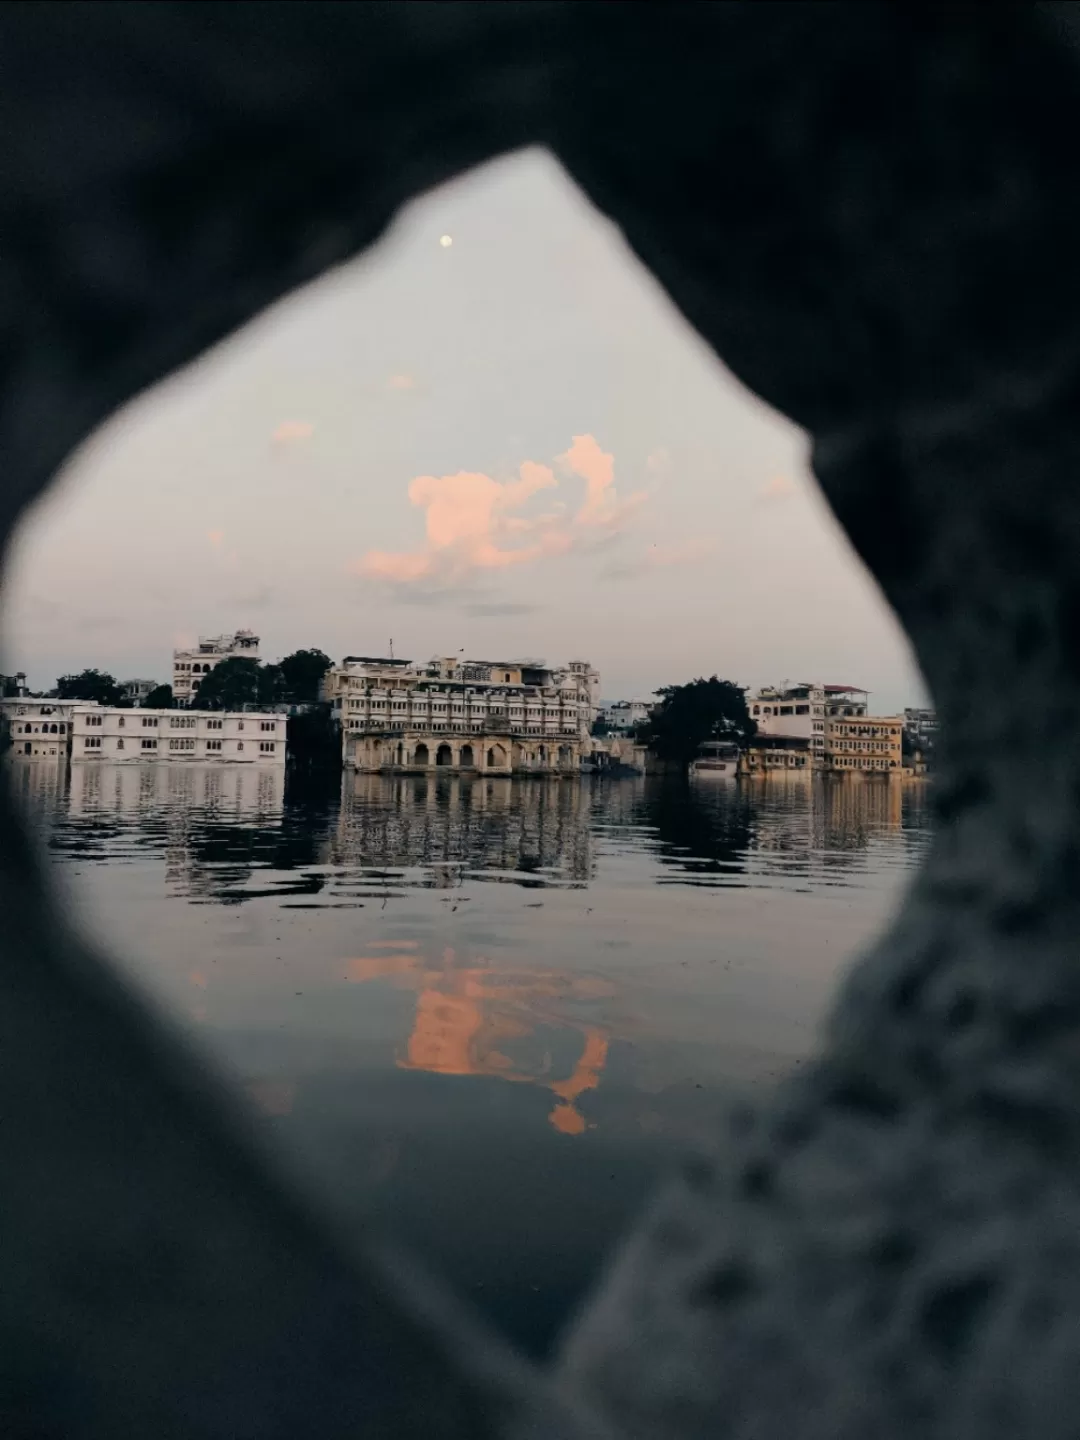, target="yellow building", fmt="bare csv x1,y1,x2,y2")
824,715,902,773
739,734,813,773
